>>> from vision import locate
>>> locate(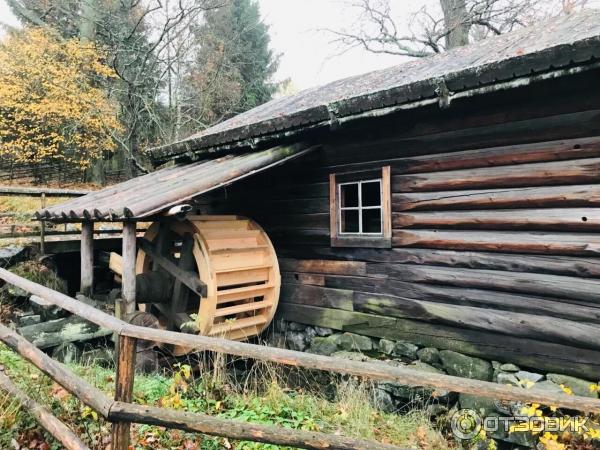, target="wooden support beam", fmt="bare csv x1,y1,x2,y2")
139,238,207,297
109,402,399,450
80,222,94,296
168,233,195,329
40,193,46,256
111,335,137,450
121,222,137,317
0,370,90,450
